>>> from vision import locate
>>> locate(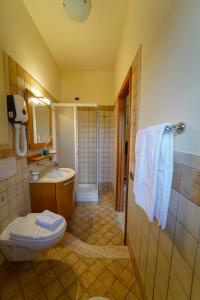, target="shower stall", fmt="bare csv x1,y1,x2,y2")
53,104,98,202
